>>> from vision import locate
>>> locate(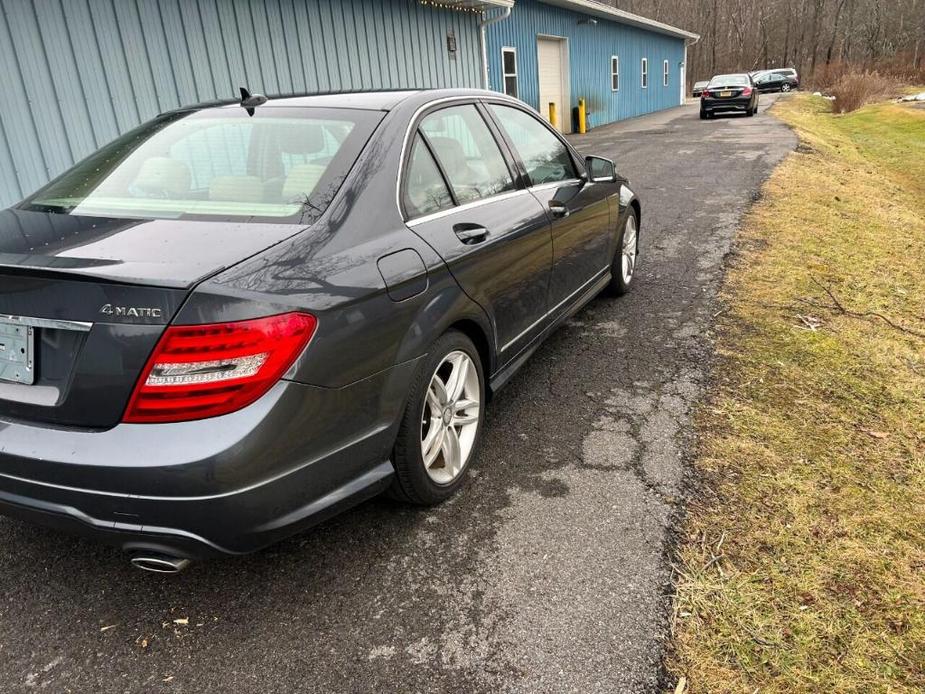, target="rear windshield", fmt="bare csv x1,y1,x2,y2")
709,74,751,87
20,107,382,224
